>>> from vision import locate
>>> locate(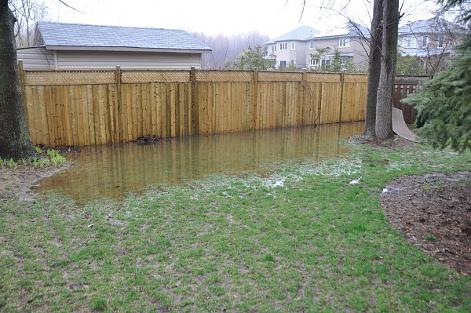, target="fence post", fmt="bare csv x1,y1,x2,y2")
115,65,122,142
253,70,258,130
190,67,198,135
301,71,306,126
338,72,345,123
